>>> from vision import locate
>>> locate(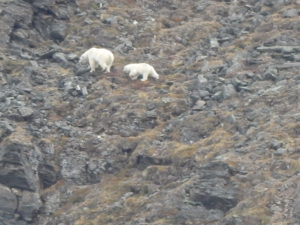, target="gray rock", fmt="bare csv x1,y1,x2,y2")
263,67,278,81
0,141,40,191
84,18,94,25
222,84,237,99
60,150,89,184
38,163,58,189
115,38,134,53
50,23,67,43
197,75,208,88
38,48,58,59
0,184,17,219
192,100,206,111
66,53,78,61
76,67,90,76
274,148,287,155
173,112,219,143
0,1,33,47
18,107,34,119
0,120,15,141
283,9,299,18
63,81,73,90
81,86,88,96
212,91,224,101
185,162,239,213
271,140,283,150
294,183,300,221
52,52,69,65
18,191,42,222
256,46,300,53
199,90,210,98
210,37,219,48
275,62,300,69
